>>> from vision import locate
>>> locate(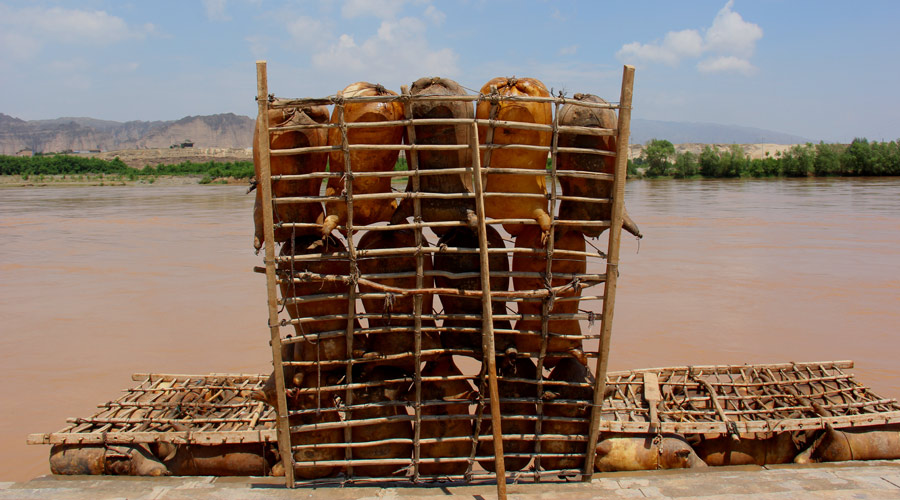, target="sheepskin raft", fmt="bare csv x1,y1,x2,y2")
29,360,900,480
